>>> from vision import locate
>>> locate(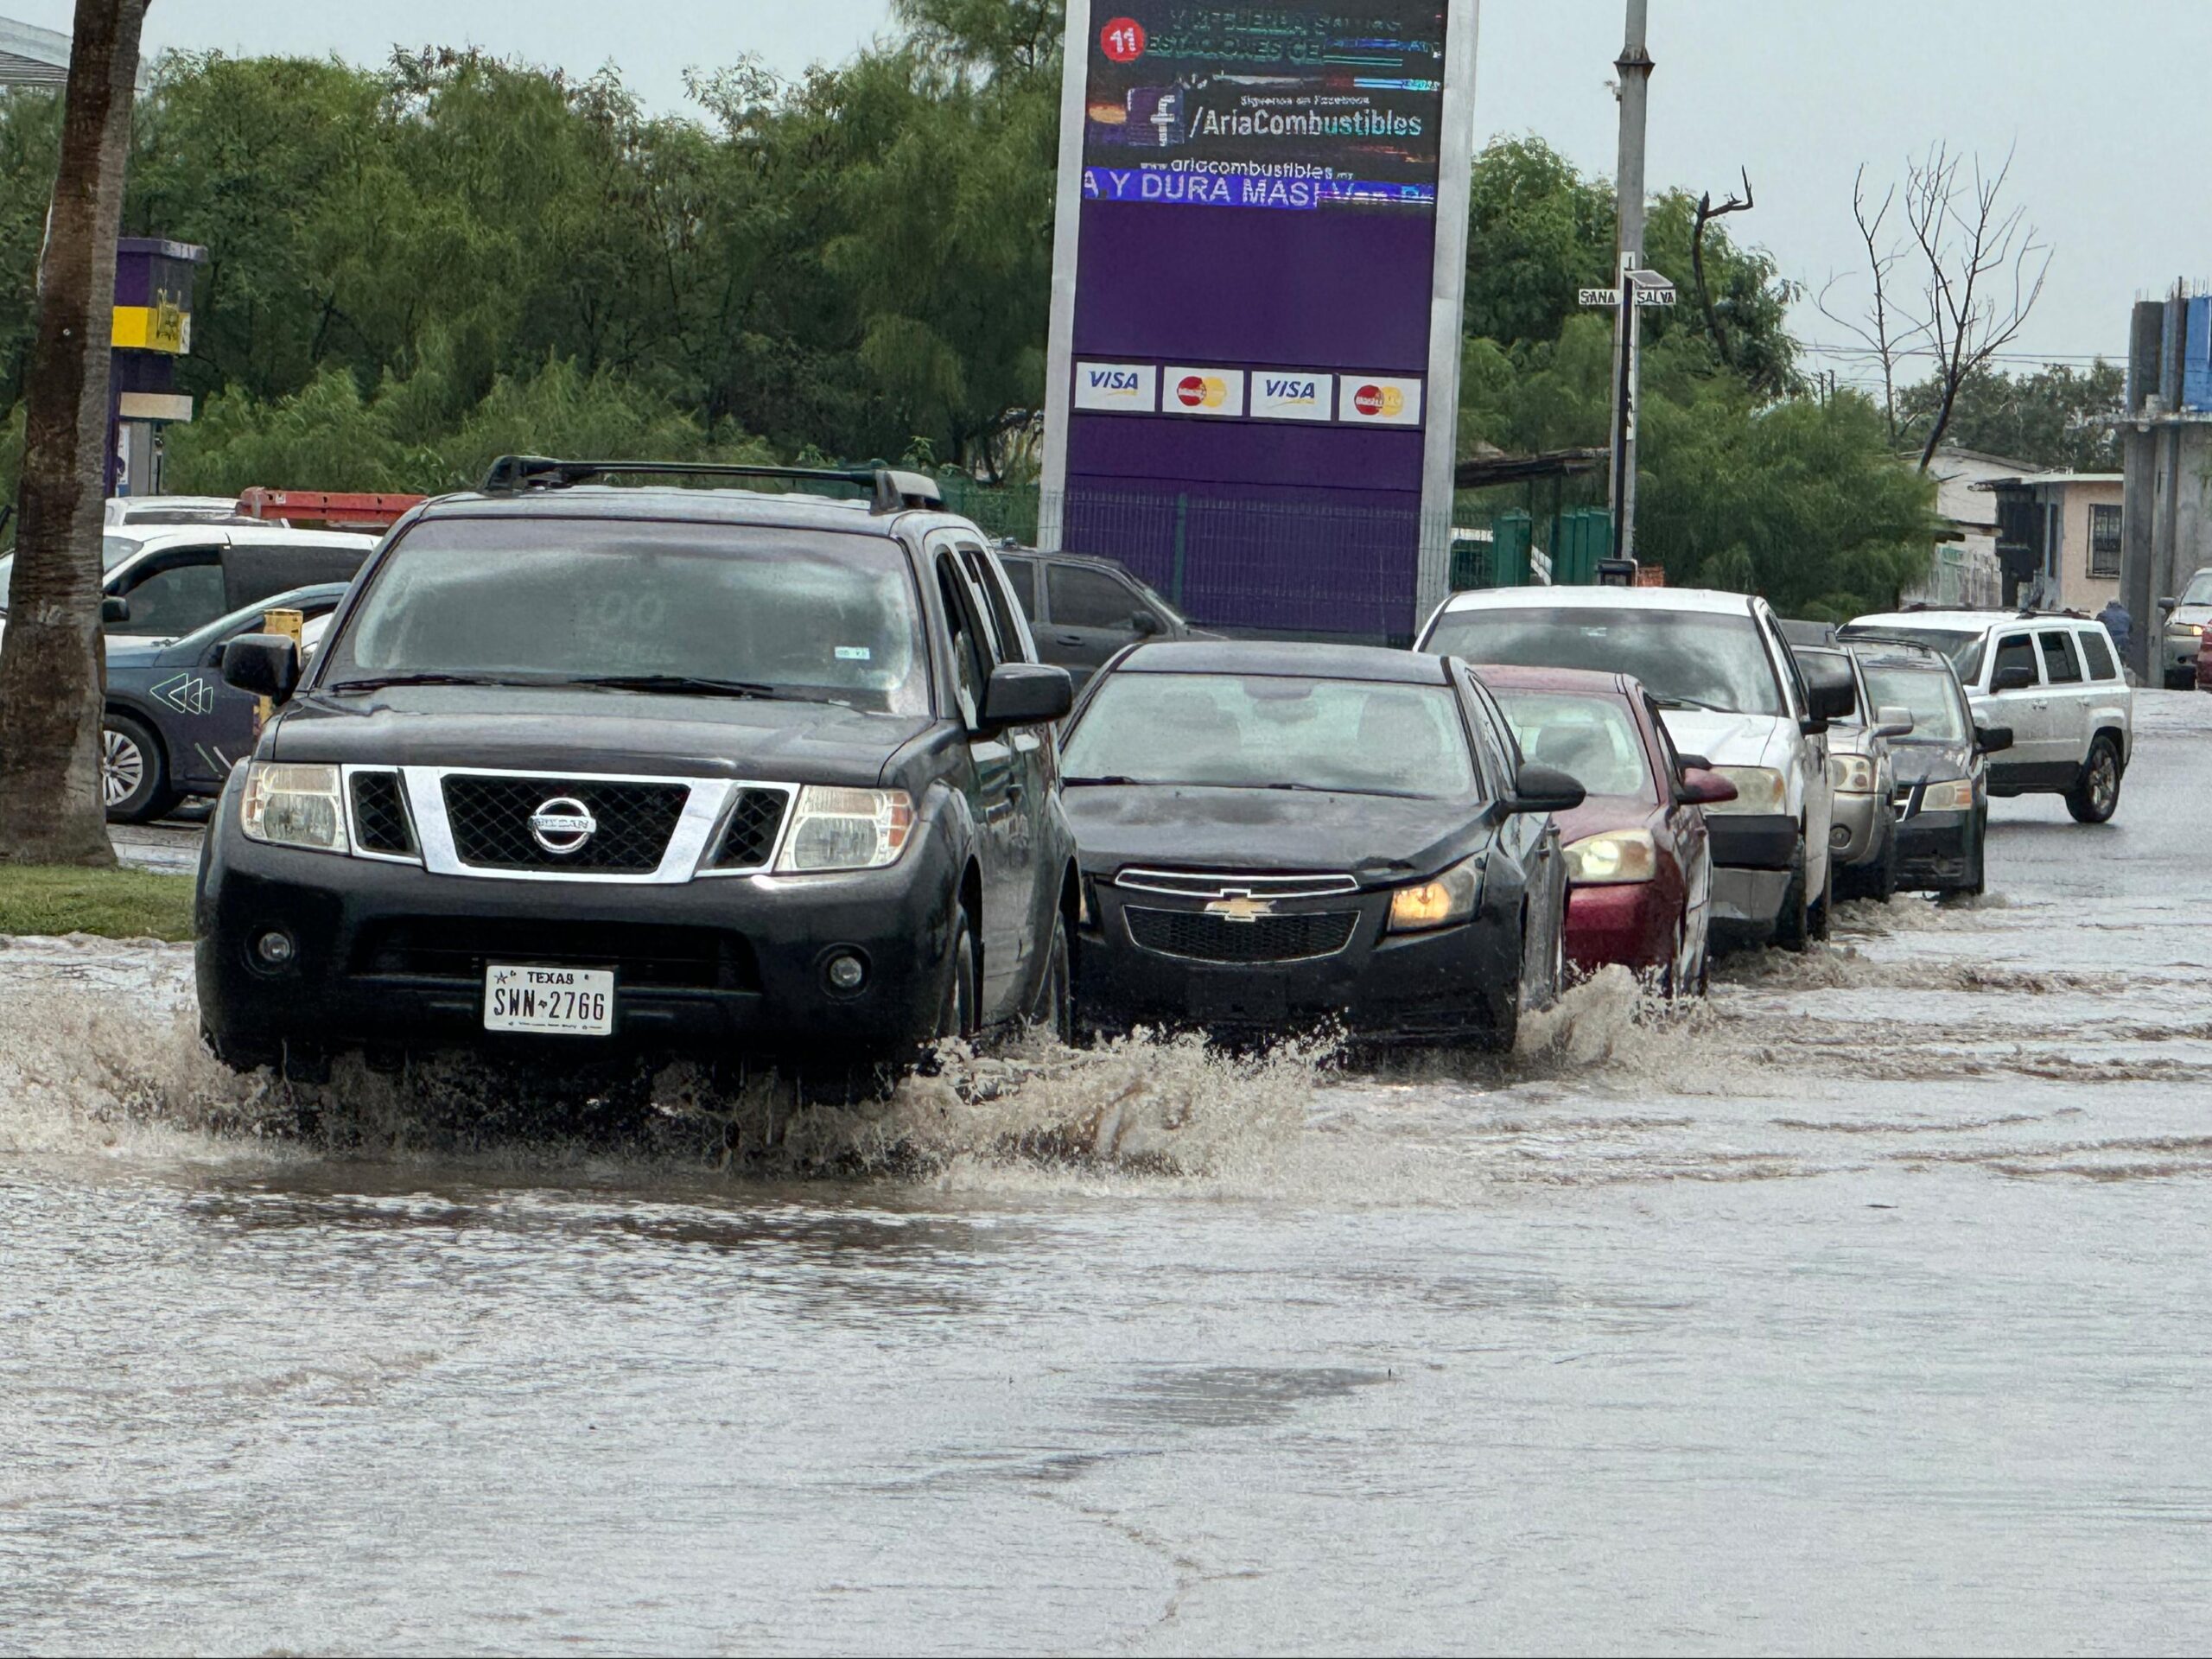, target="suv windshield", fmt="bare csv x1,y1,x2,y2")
2181,569,2212,606
1426,606,1784,716
1861,664,1969,743
317,518,929,714
1838,624,1981,674
1063,672,1478,798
